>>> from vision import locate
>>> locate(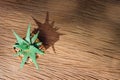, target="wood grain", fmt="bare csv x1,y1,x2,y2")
0,0,120,80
